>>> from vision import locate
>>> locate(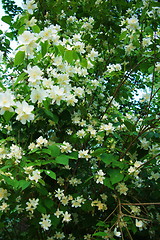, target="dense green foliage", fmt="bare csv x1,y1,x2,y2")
0,0,160,239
